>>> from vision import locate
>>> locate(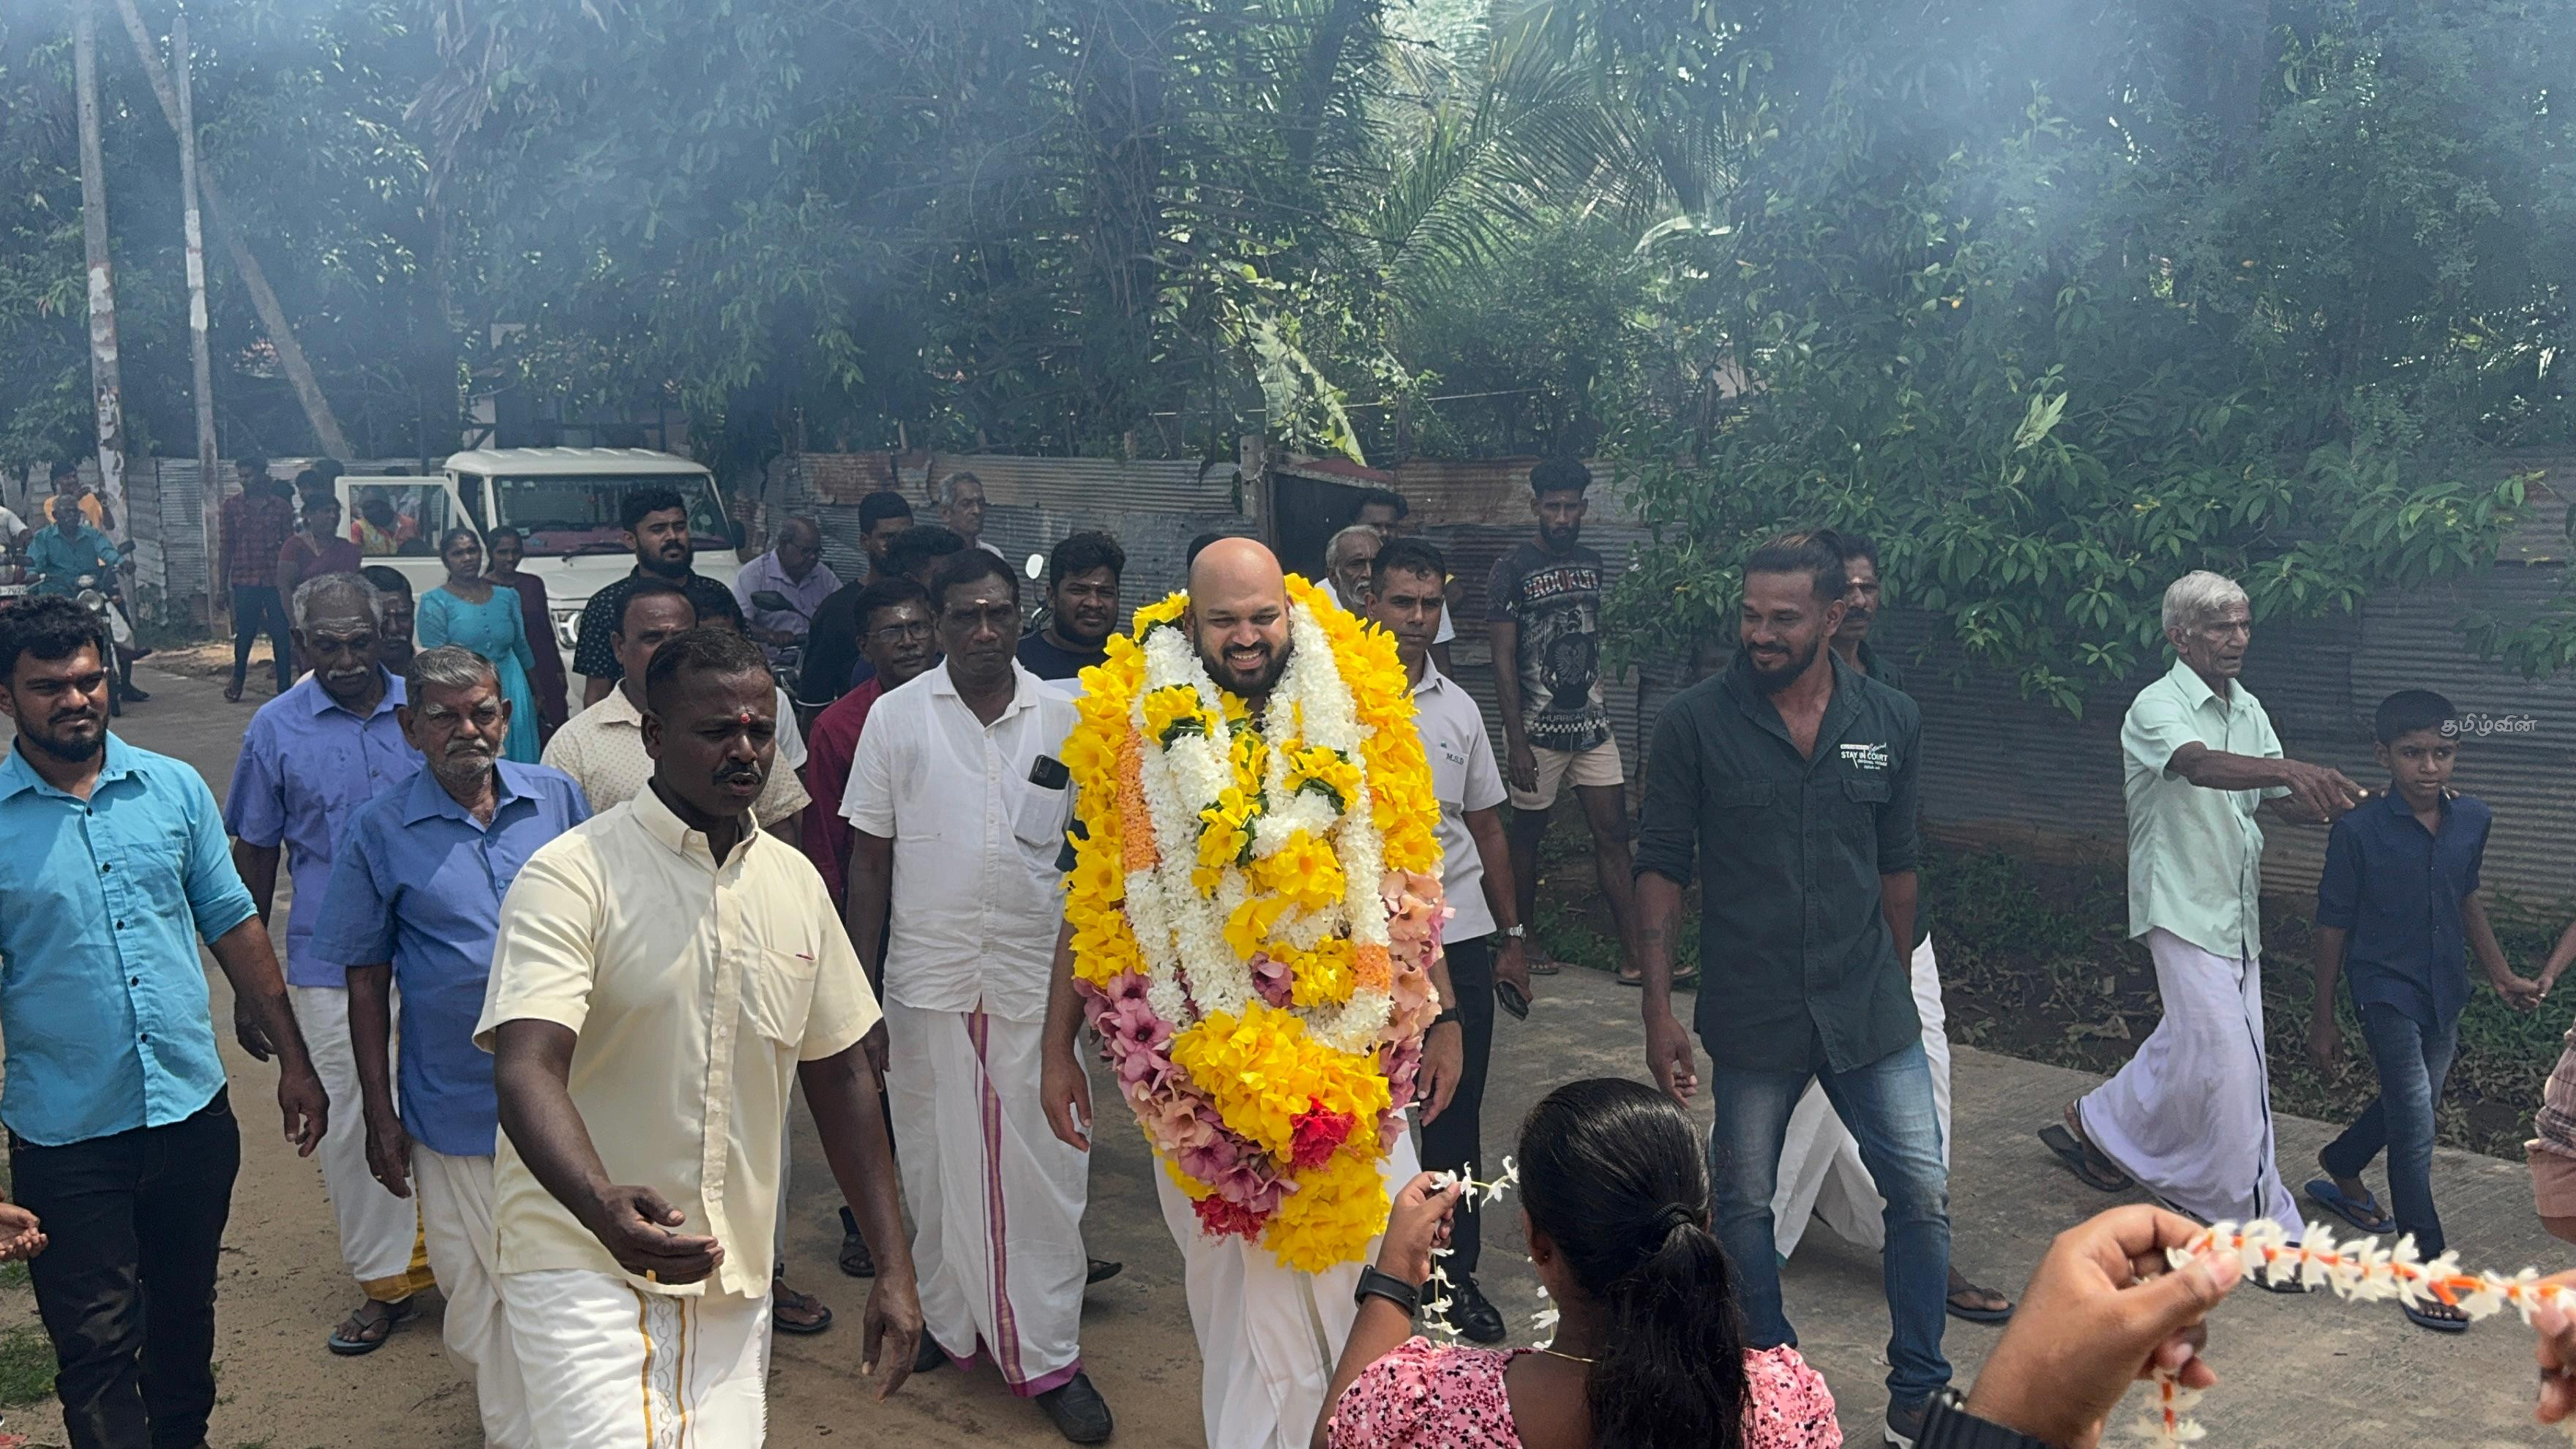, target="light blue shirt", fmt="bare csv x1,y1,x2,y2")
221,672,421,987
309,761,591,1156
0,735,258,1146
25,523,123,596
